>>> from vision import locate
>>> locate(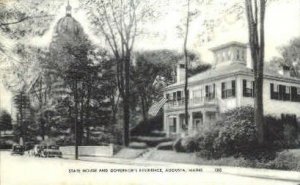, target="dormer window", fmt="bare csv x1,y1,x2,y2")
211,42,247,65
241,50,245,60
237,50,240,60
